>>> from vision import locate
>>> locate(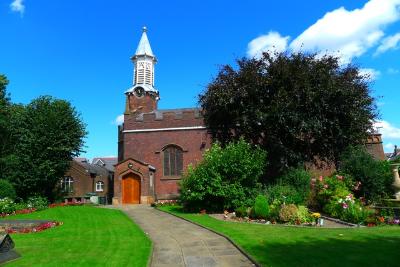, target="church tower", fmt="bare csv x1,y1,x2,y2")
125,27,159,114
